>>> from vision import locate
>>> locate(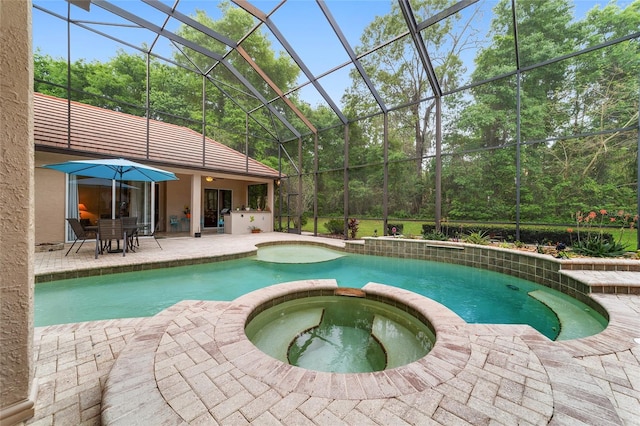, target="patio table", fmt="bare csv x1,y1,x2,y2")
95,219,128,258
